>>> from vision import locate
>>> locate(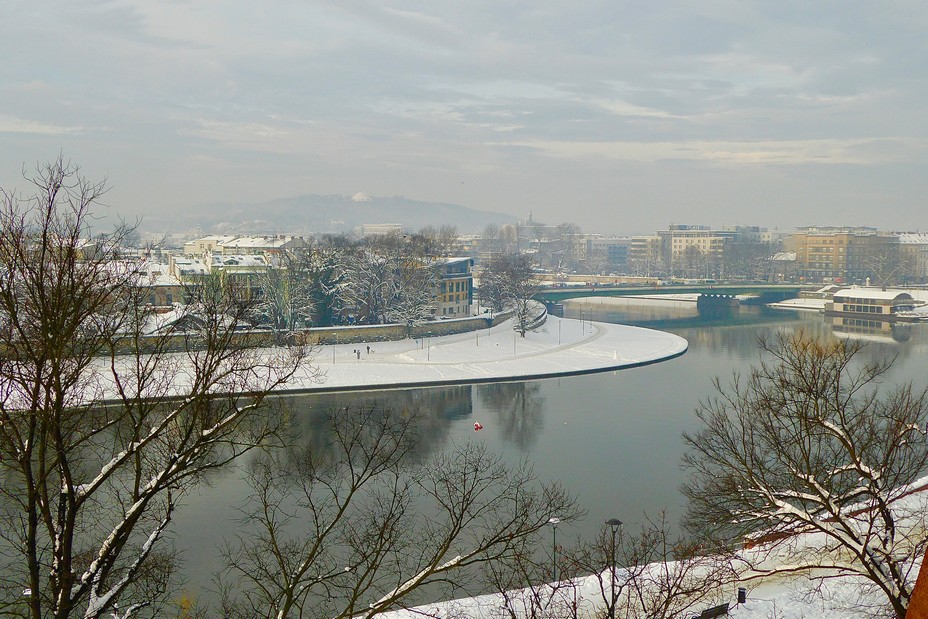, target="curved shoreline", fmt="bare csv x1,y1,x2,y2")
280,315,688,395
